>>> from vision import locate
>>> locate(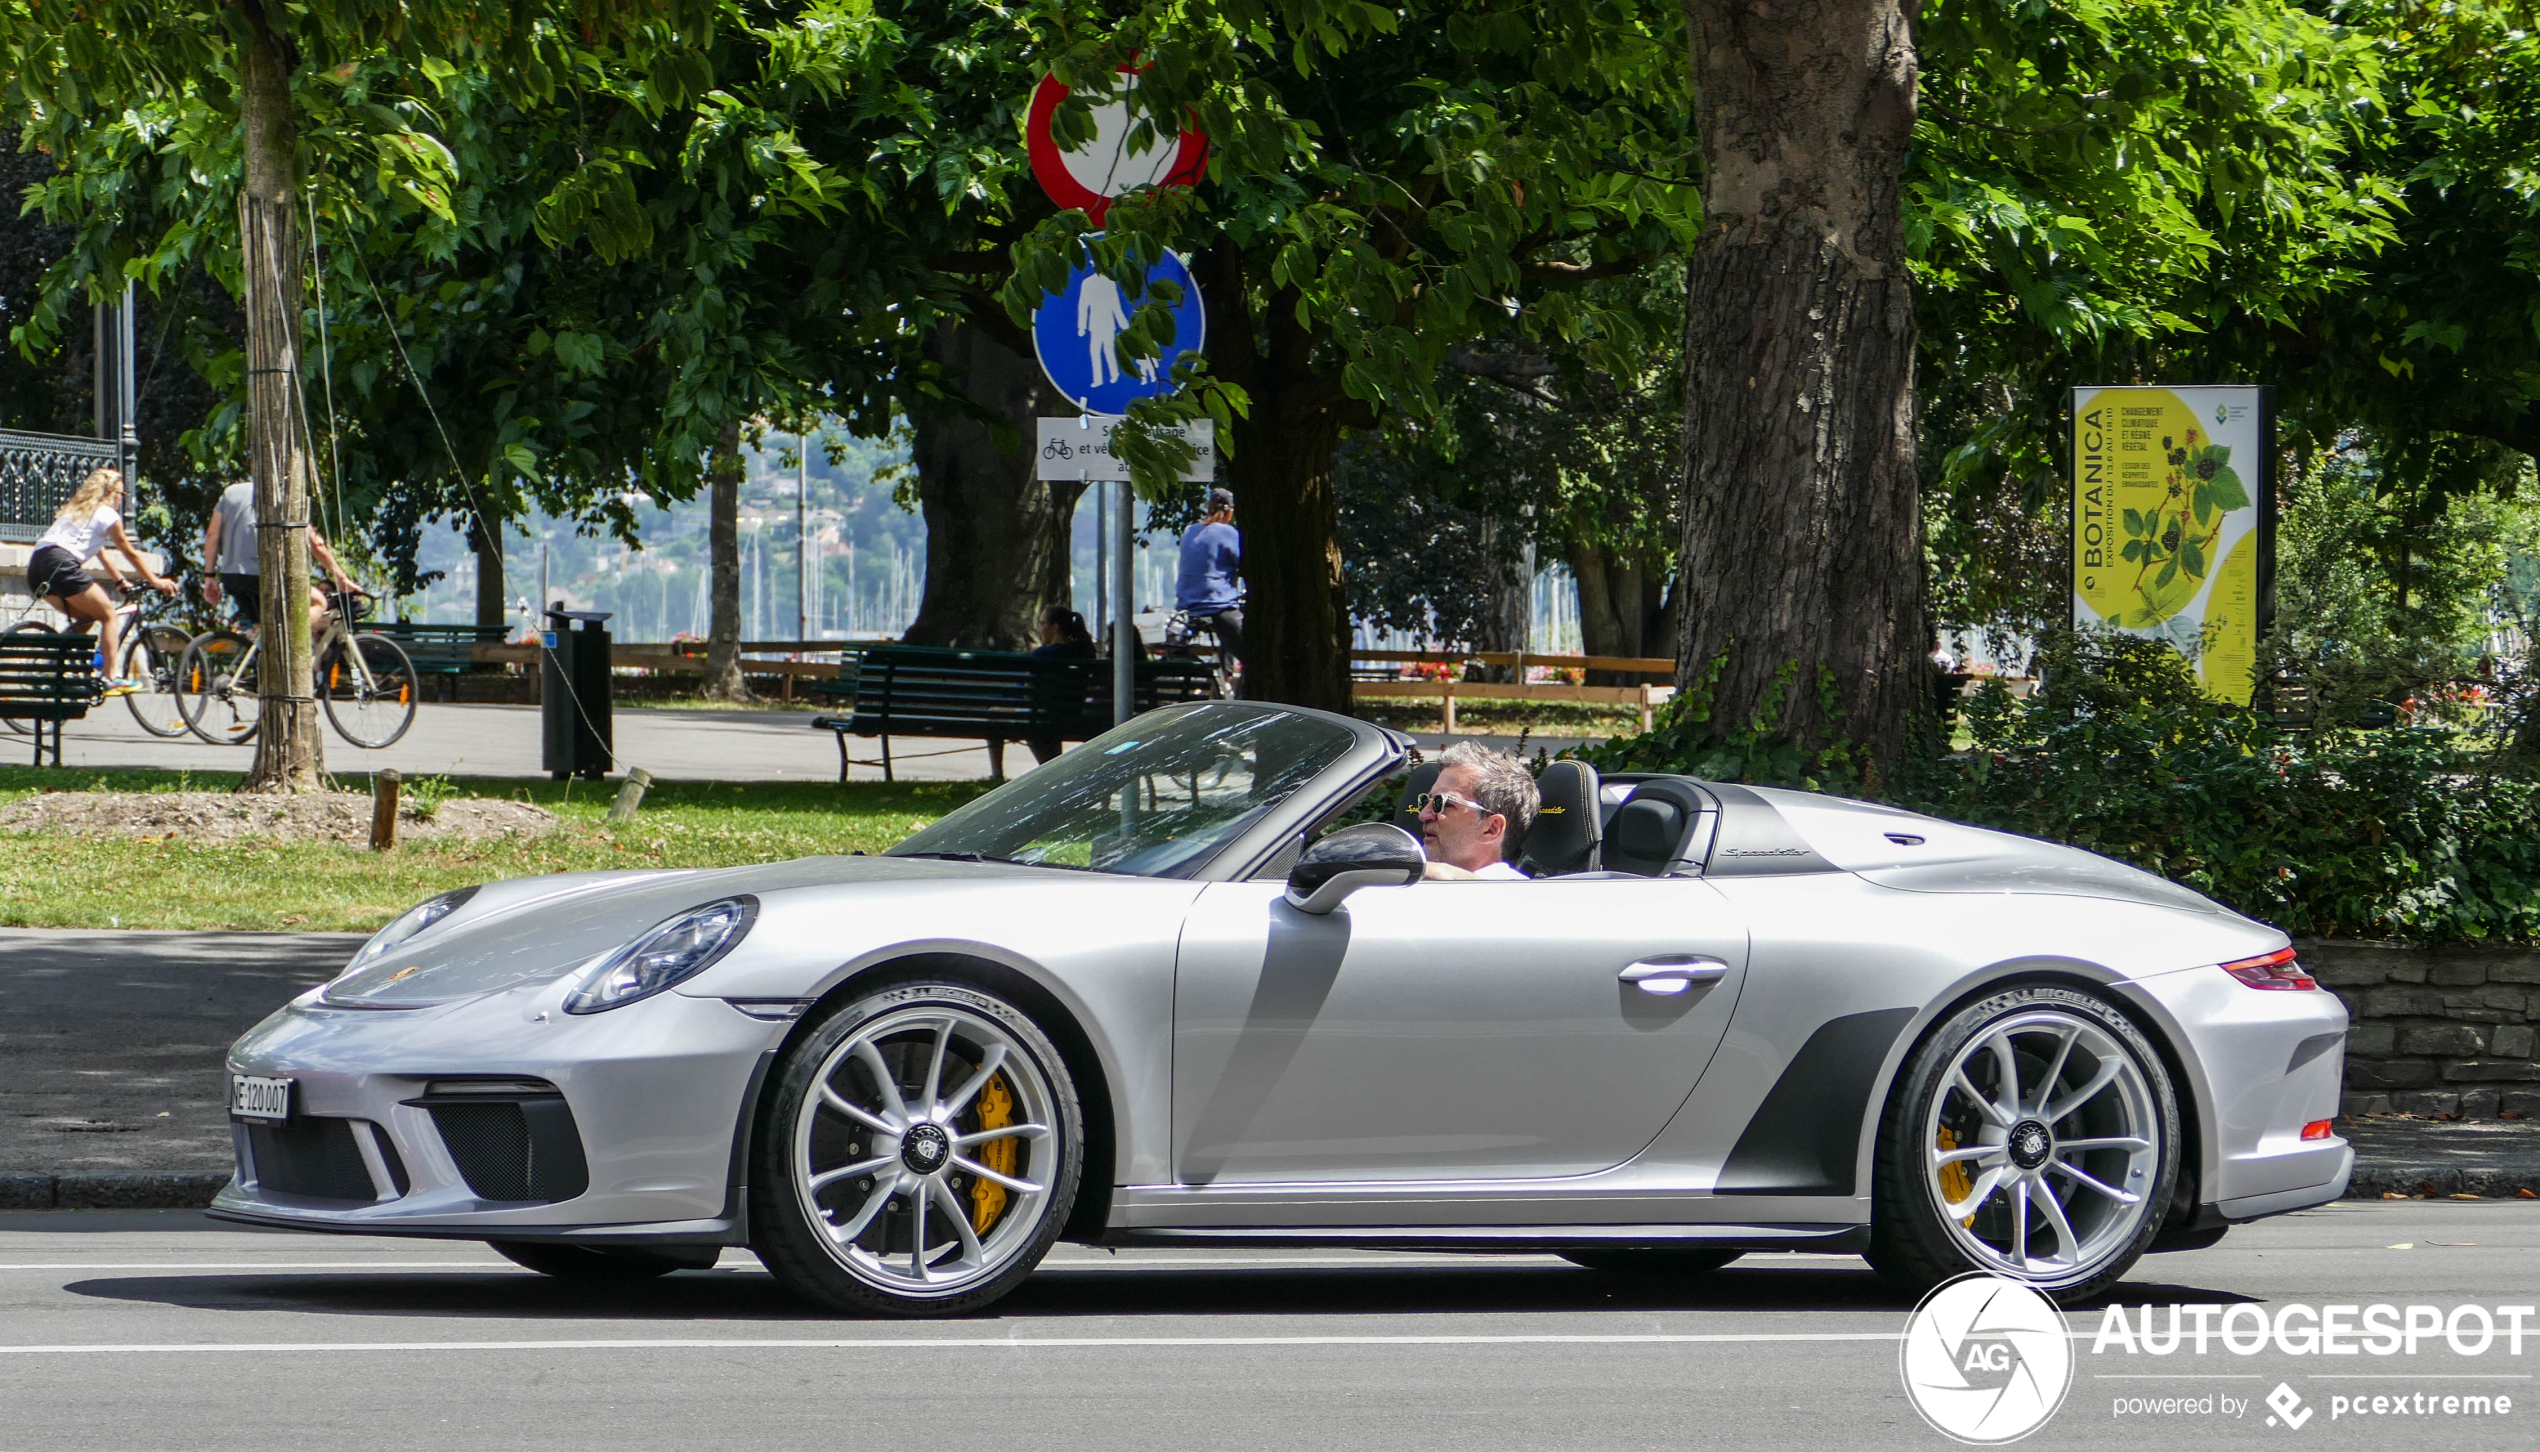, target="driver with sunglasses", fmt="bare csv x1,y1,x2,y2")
1414,741,1540,880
